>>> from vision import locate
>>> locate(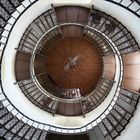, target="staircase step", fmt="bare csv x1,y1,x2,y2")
116,98,135,114
89,126,105,140
30,22,43,38
55,6,89,24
